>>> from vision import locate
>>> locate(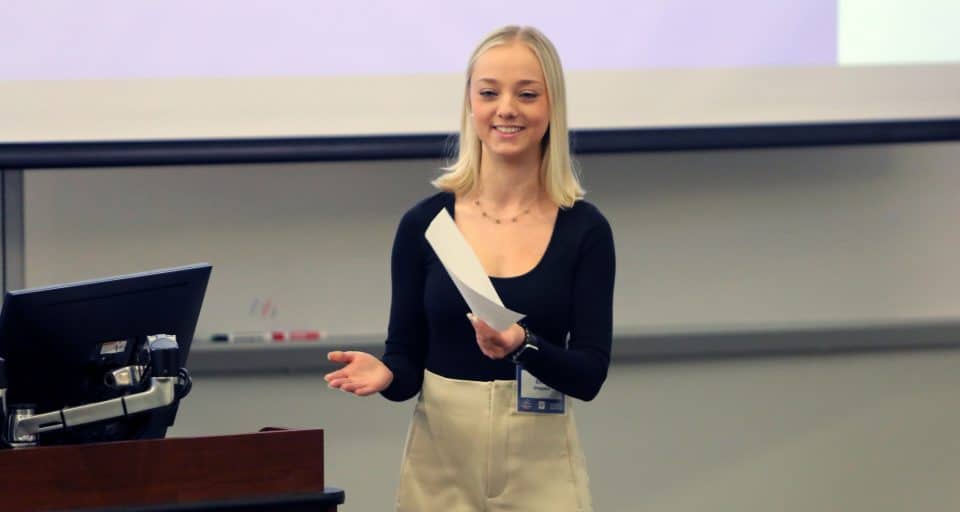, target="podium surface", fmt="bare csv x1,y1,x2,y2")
0,428,343,511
